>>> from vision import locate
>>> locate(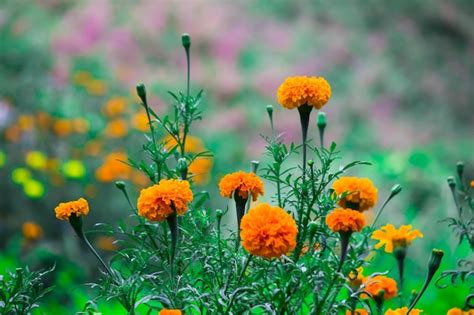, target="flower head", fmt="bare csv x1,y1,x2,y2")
332,177,378,211
240,203,297,259
345,310,368,315
219,171,264,201
277,76,331,110
447,308,474,315
105,119,128,138
137,179,193,222
158,310,182,315
189,157,213,185
326,208,366,233
95,152,130,182
62,160,86,179
103,97,127,117
363,275,398,300
372,224,423,253
55,198,90,220
470,180,474,188
22,221,43,241
385,307,422,315
96,236,119,251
